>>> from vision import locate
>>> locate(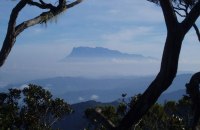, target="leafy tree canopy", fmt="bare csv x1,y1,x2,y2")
0,84,72,130
85,94,200,130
